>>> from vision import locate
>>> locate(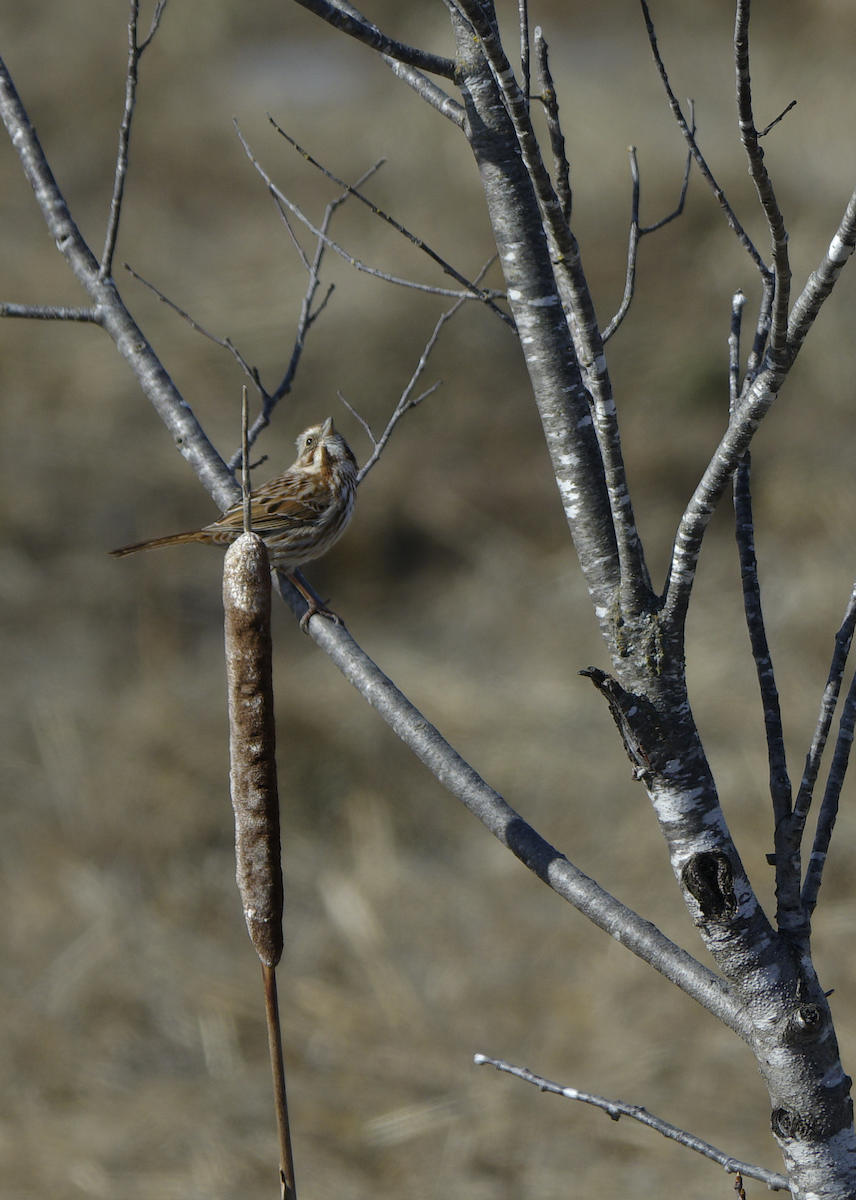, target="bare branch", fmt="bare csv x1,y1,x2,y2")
534,29,571,225
124,262,268,400
666,178,856,626
786,185,856,354
733,455,794,925
291,0,456,79
0,303,101,321
454,0,652,612
728,290,745,408
638,0,771,283
235,122,503,305
793,584,856,835
518,0,530,106
734,0,791,358
355,294,466,483
663,364,781,626
284,585,746,1036
603,131,692,343
102,0,169,279
473,1056,789,1192
267,118,512,324
758,99,797,139
0,51,233,510
381,57,465,127
802,670,856,918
